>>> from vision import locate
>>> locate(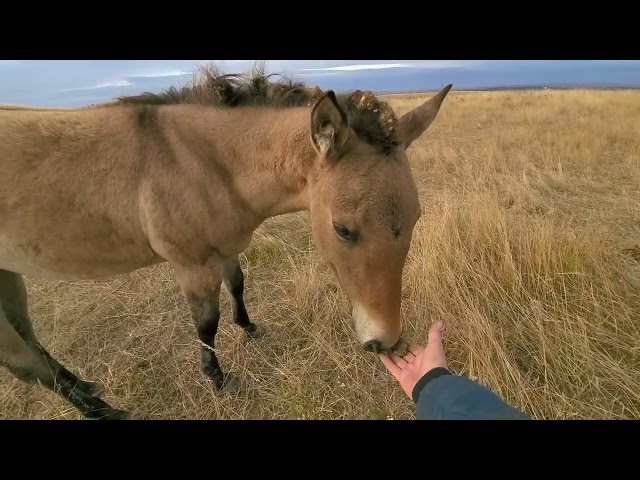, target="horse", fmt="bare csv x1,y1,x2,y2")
0,63,452,419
